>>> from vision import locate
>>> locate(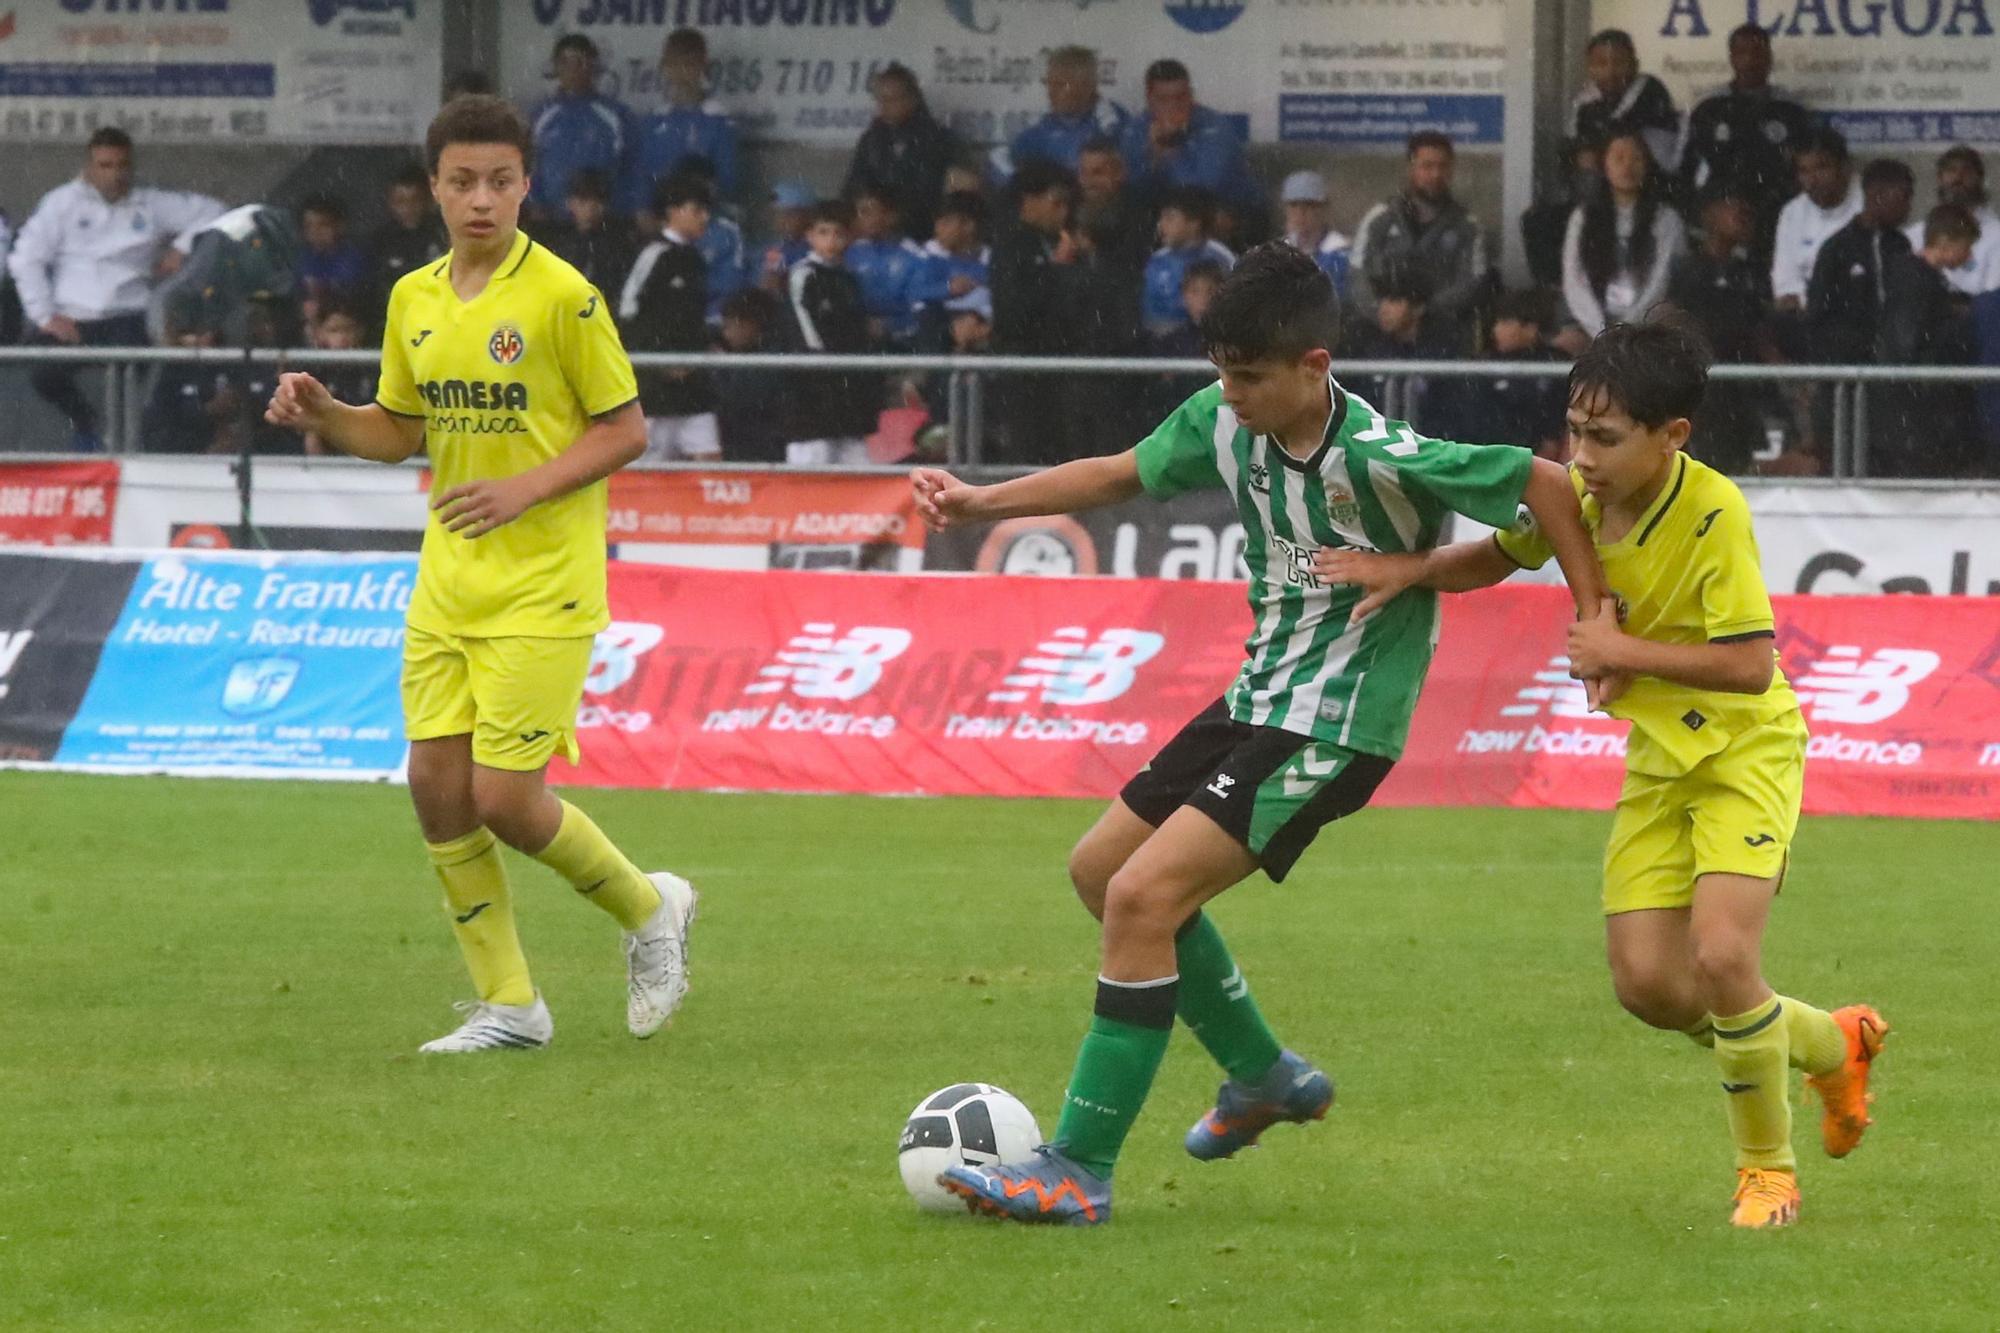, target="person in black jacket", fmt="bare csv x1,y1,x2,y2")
1877,203,1981,476
543,168,639,303
989,159,1087,464
842,63,958,241
1421,289,1567,457
364,162,447,333
620,173,719,461
1807,158,1914,365
785,200,880,464
1669,182,1779,473
1677,24,1816,268
715,287,789,463
1570,29,1682,174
